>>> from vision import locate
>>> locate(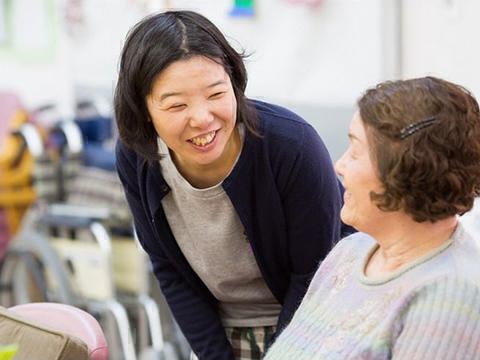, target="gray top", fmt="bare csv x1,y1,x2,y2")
157,126,281,327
